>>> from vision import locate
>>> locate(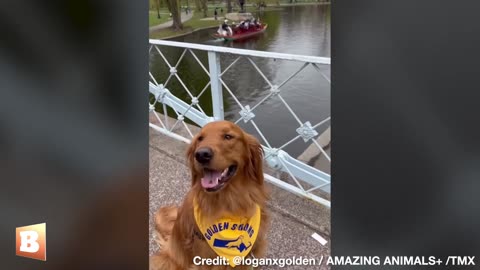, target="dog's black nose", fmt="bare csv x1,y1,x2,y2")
195,147,213,164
